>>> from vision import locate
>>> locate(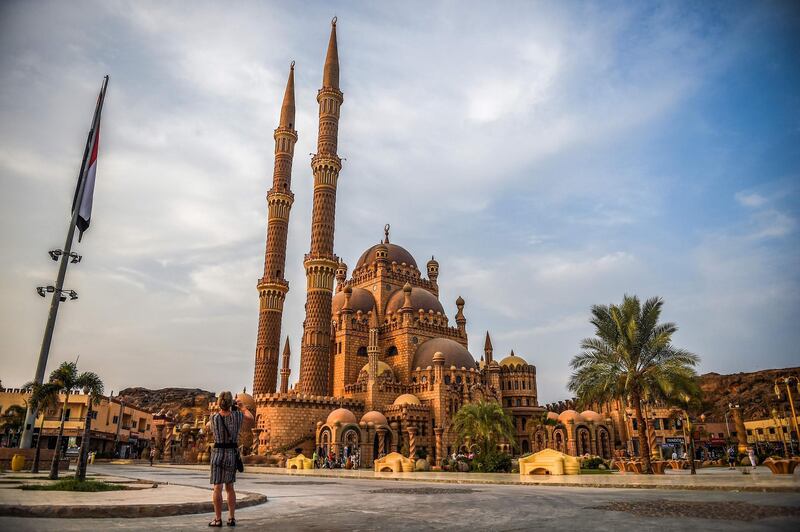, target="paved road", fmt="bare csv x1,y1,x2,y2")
3,464,799,531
